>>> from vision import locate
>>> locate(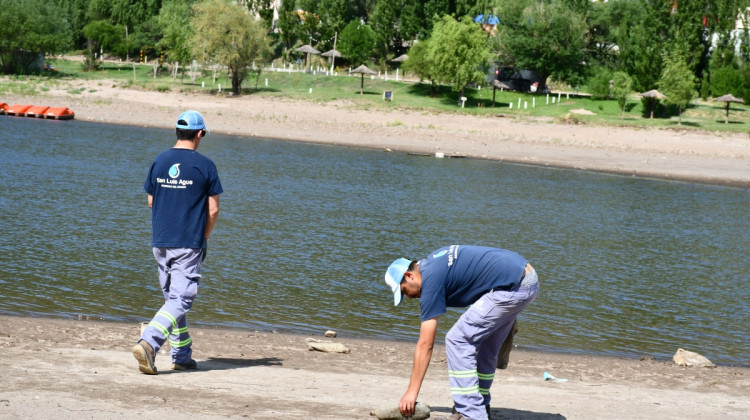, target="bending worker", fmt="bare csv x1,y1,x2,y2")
384,245,539,420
